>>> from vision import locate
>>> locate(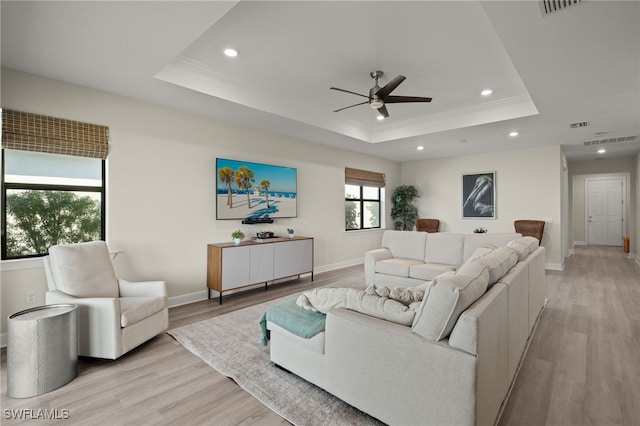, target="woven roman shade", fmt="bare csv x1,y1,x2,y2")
1,109,109,159
345,167,385,188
